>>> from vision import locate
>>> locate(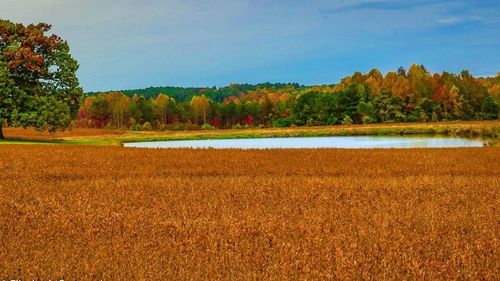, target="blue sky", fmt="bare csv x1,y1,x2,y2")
1,0,499,92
